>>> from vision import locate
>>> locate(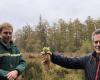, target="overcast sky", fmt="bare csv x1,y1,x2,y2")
0,0,100,32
